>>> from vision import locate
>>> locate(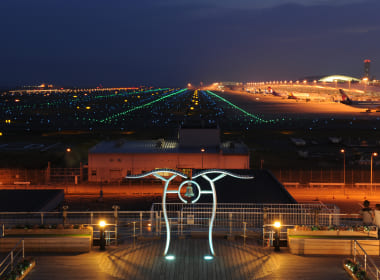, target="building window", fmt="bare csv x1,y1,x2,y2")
91,169,97,176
